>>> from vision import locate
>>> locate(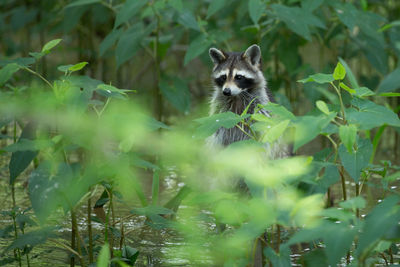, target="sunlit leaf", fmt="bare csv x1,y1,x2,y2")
97,243,110,267
333,62,346,80
194,112,248,138
339,57,359,88
68,61,88,72
316,100,330,115
41,39,62,53
339,124,357,153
